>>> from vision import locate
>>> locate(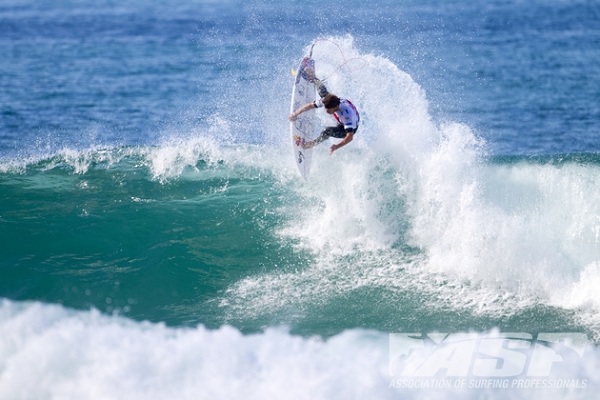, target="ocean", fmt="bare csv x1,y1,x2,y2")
1,0,599,398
